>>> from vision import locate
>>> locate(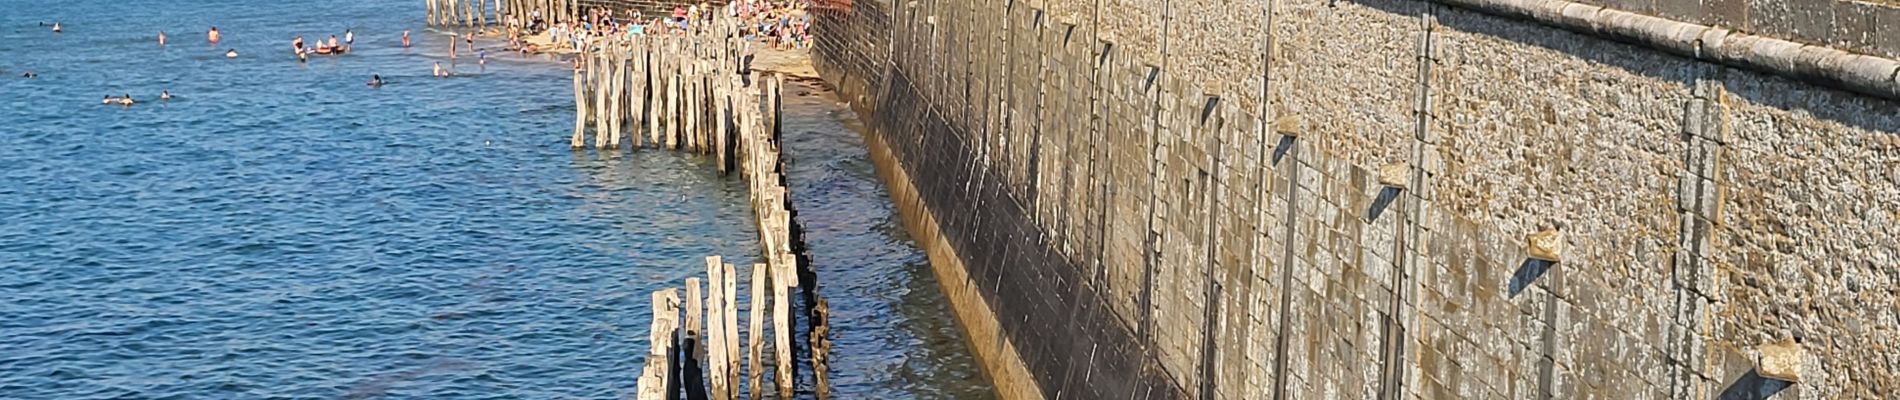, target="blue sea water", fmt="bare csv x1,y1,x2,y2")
0,1,988,398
